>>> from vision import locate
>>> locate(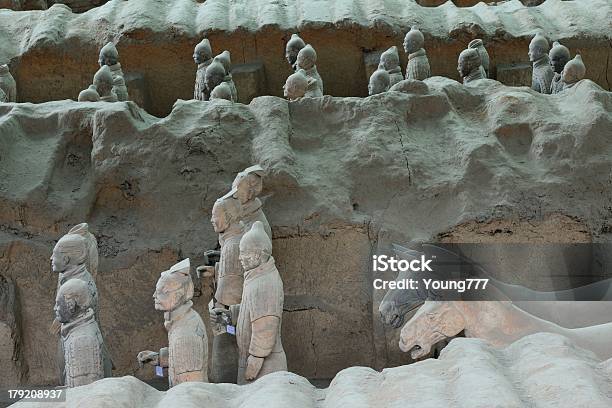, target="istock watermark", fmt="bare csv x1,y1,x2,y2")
372,255,433,272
